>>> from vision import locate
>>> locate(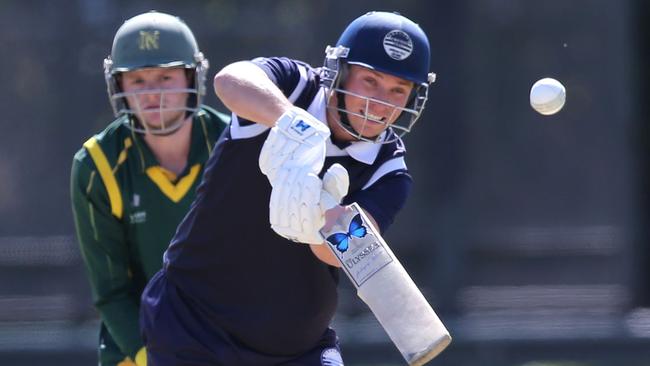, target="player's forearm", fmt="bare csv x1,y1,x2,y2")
213,61,293,127
310,243,341,267
80,251,144,357
71,169,143,358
